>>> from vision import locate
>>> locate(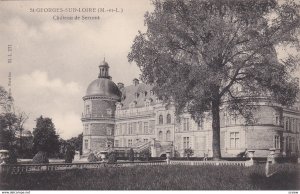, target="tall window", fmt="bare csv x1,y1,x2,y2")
149,120,155,134
167,114,171,124
132,122,137,134
107,128,112,136
230,132,240,149
85,105,90,114
139,122,143,134
84,124,89,135
115,140,119,147
291,137,295,152
166,130,171,141
84,140,88,149
158,131,163,141
183,137,190,149
115,124,120,135
128,123,133,134
159,115,163,124
275,115,280,125
274,135,280,149
183,118,189,131
128,139,133,147
144,122,149,134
